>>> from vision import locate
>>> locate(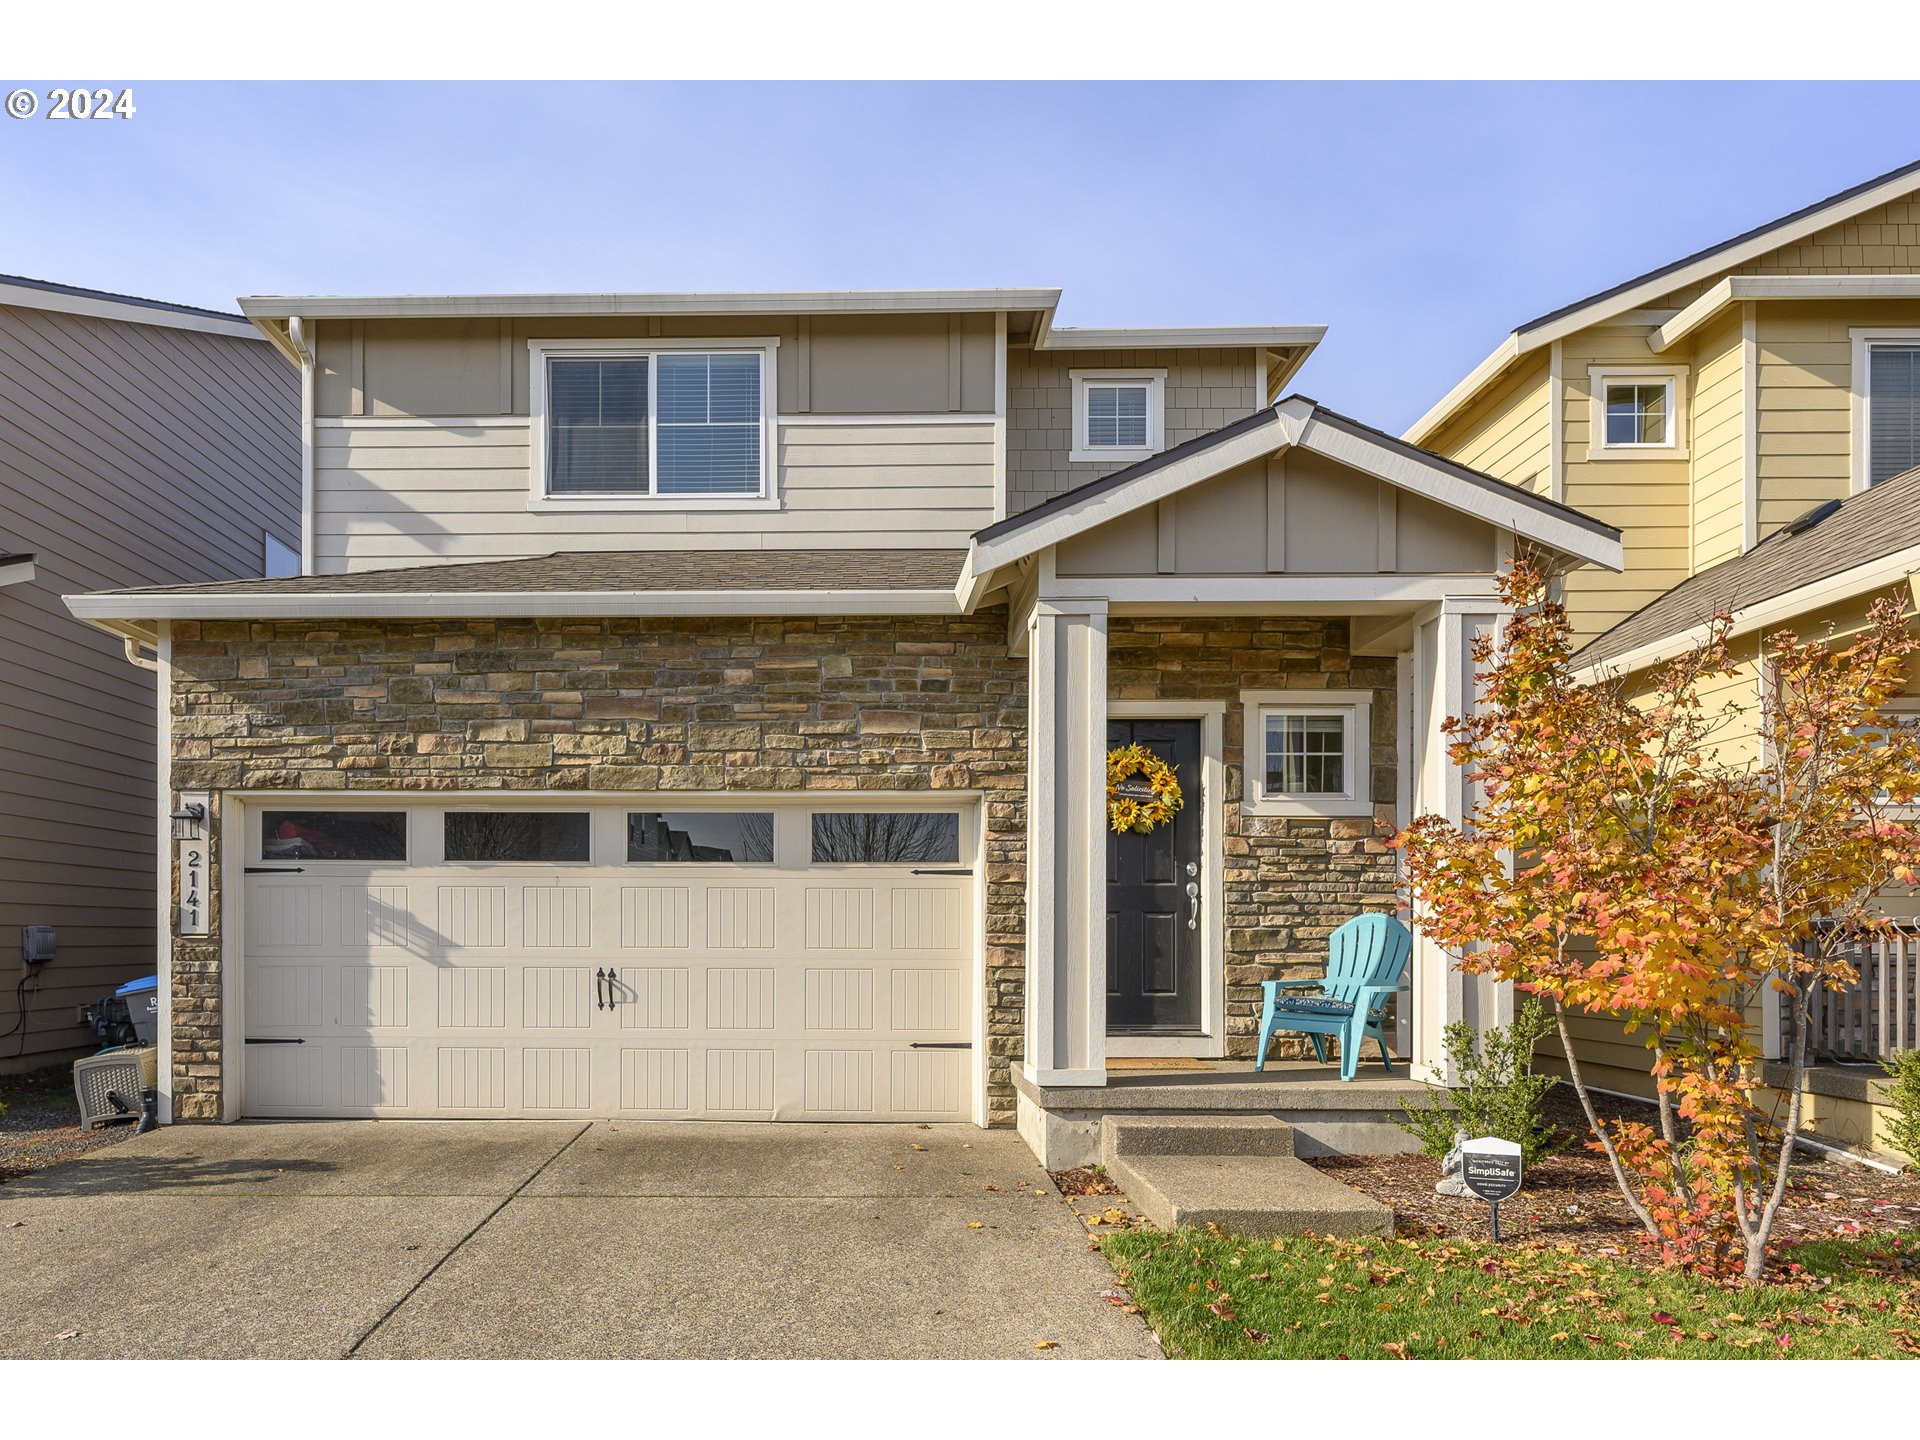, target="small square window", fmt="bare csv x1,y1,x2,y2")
444,812,591,863
1266,713,1347,796
1069,368,1165,464
1086,383,1150,449
1605,382,1669,446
